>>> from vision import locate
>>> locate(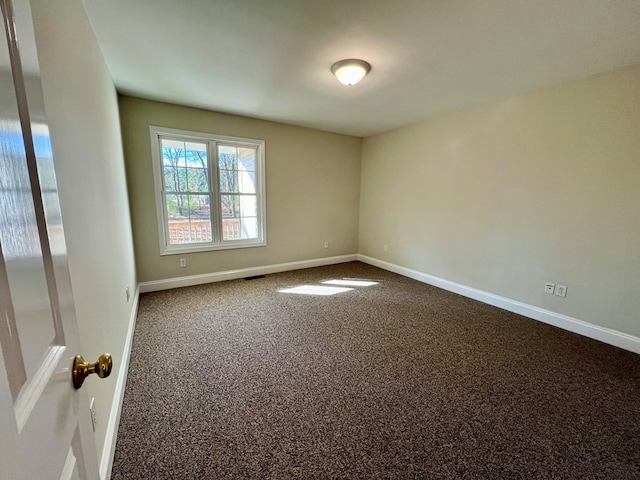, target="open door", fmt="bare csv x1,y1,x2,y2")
0,0,102,478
